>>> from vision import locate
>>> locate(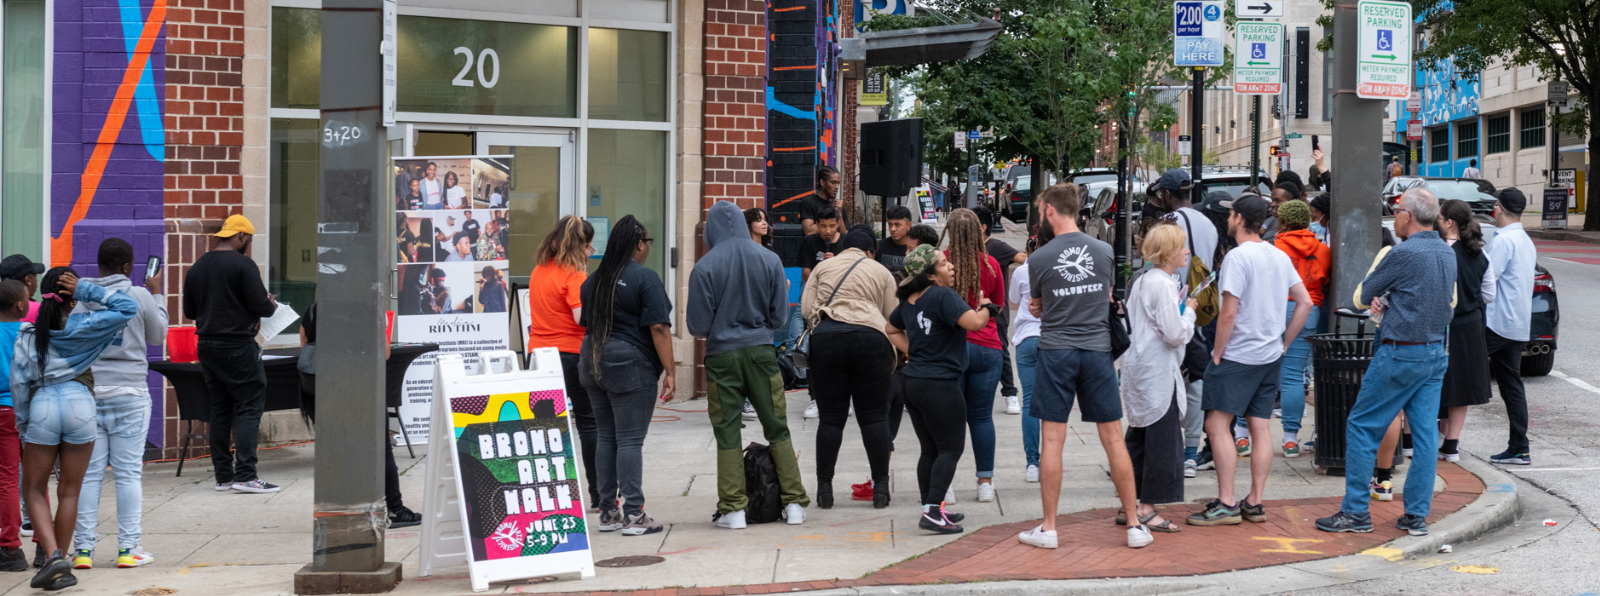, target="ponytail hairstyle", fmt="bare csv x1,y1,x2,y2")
587,215,648,377
536,215,596,273
33,266,77,369
1437,199,1485,255
941,209,993,305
